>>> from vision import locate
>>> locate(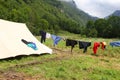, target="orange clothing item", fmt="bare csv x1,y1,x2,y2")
101,42,107,50
93,42,100,54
